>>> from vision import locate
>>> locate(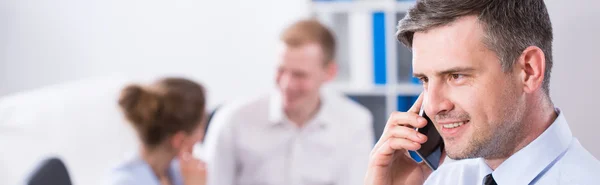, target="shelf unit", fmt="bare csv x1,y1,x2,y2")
310,0,420,140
